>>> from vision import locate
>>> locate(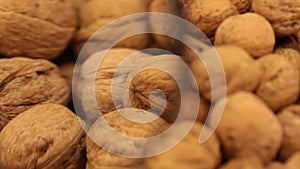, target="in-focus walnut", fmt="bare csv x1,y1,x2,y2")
0,104,86,169
0,57,70,131
215,13,275,58
219,157,265,169
78,48,151,123
0,0,76,59
74,0,150,59
277,105,300,161
60,62,75,88
256,54,299,111
275,48,300,81
190,45,263,101
182,0,238,40
286,151,300,169
252,0,300,37
146,121,221,169
267,162,287,169
86,108,168,169
209,91,283,164
230,0,252,13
